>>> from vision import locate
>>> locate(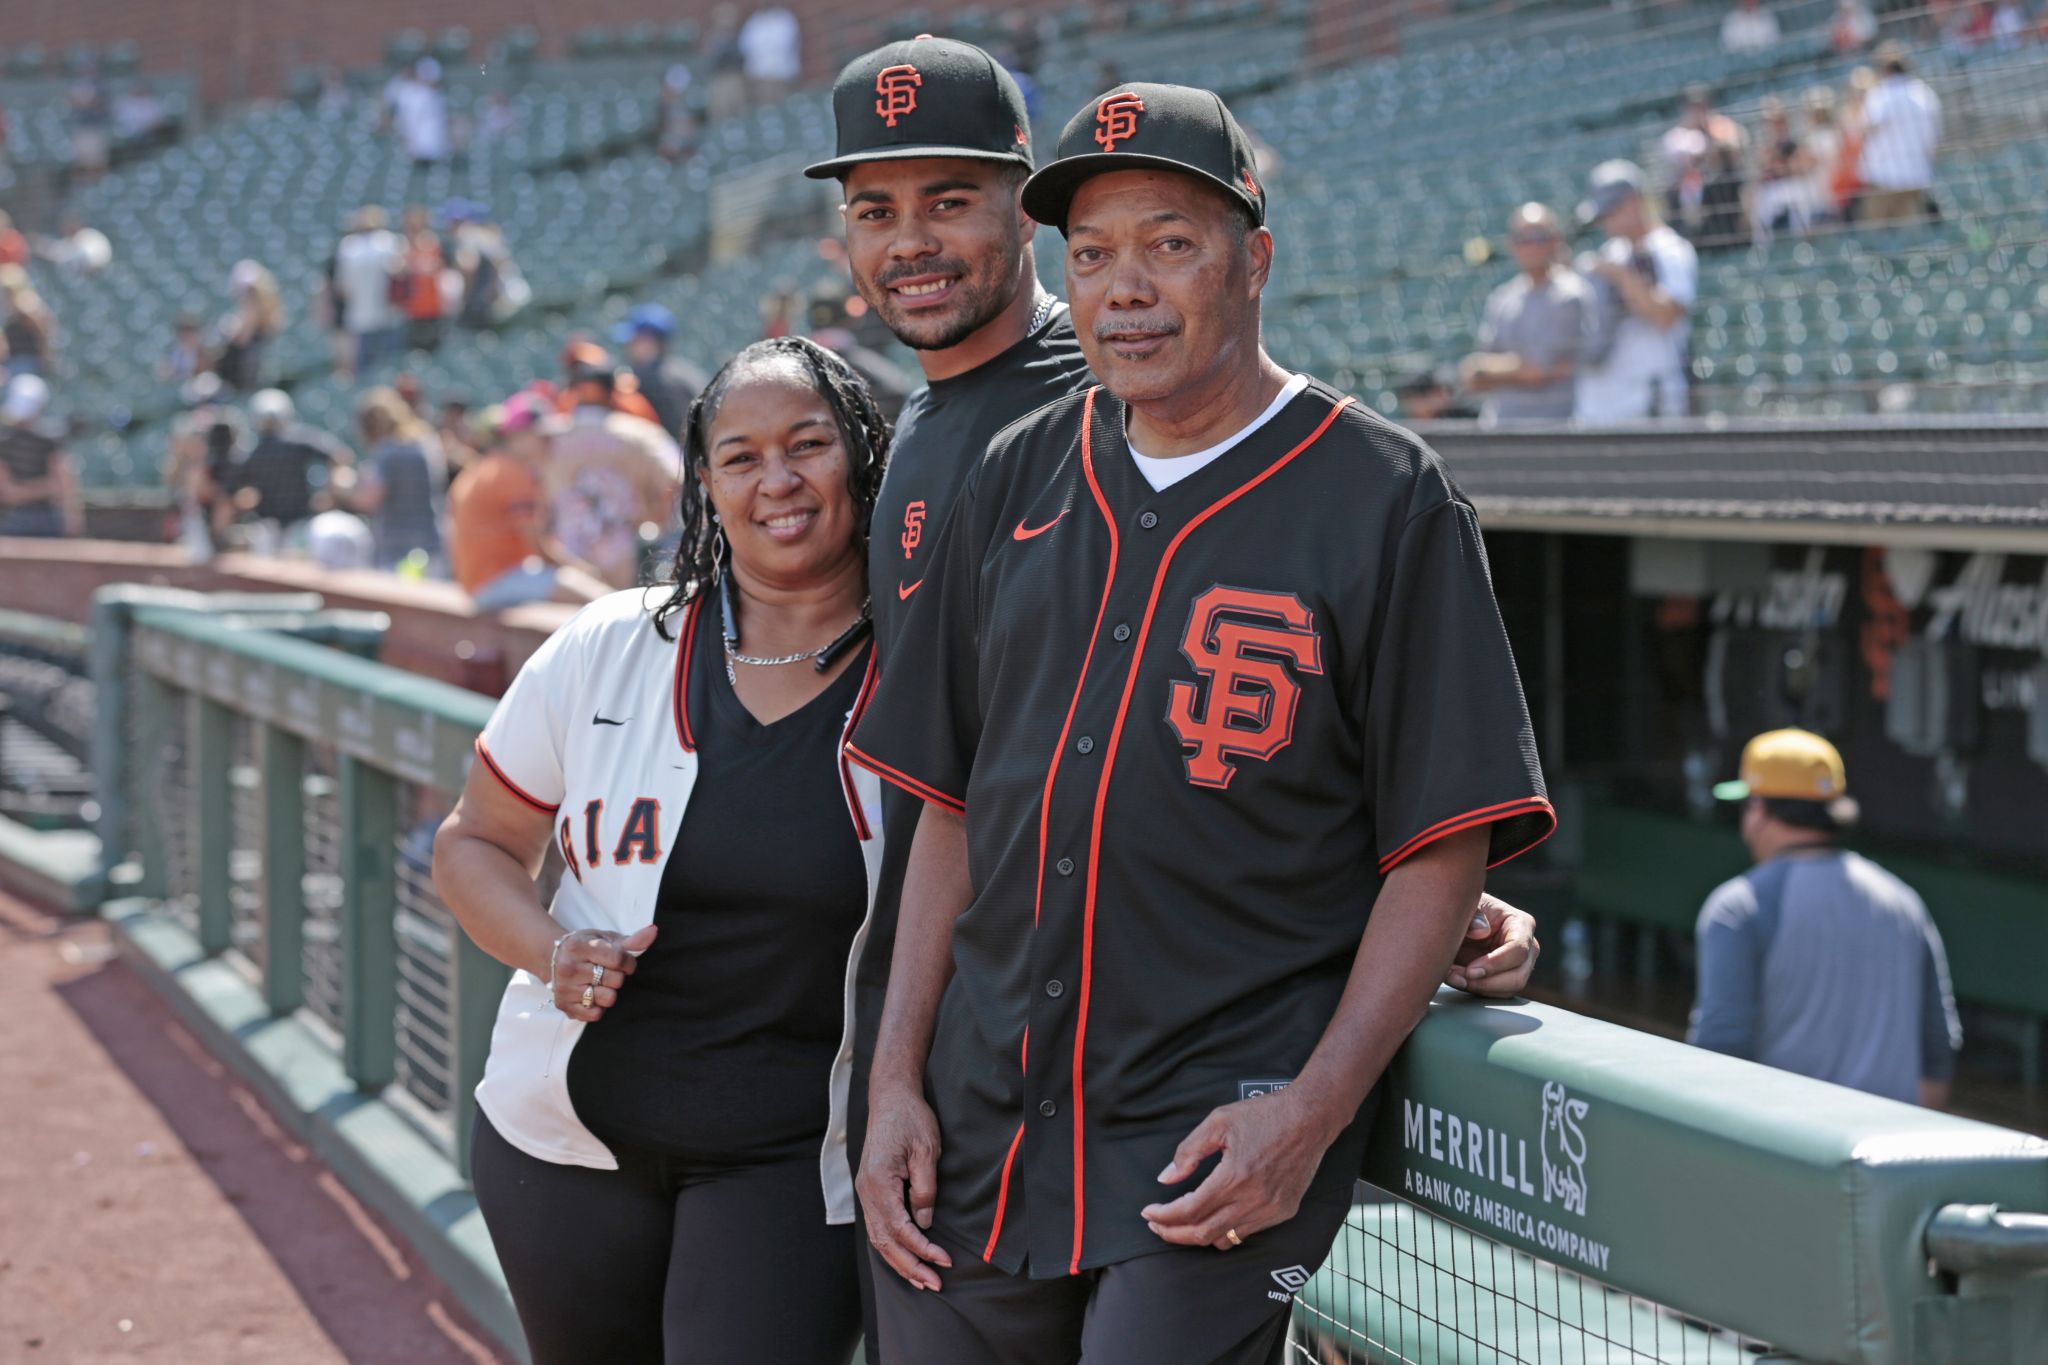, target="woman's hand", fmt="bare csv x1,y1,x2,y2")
549,925,658,1023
